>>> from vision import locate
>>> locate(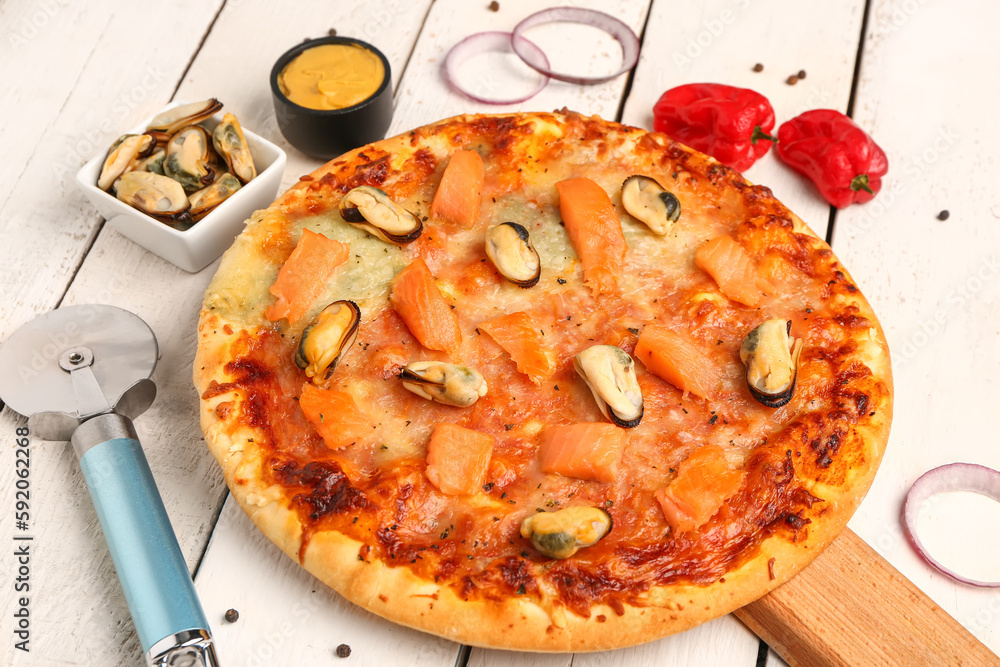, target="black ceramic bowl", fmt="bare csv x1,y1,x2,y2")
270,36,393,160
